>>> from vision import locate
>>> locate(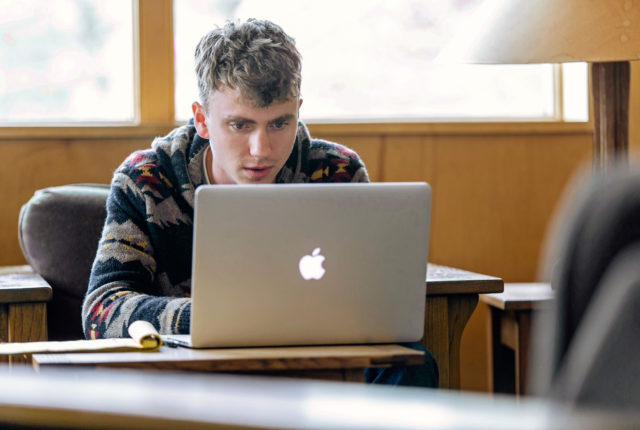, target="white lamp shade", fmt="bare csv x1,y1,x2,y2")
440,0,640,64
